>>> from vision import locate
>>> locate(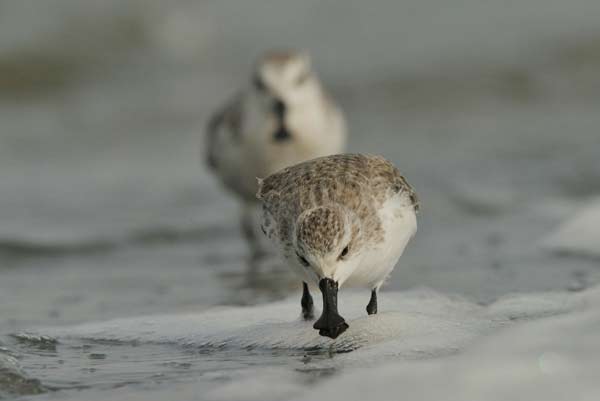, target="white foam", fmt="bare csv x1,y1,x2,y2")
23,287,598,401
32,287,583,357
292,285,600,401
542,197,600,258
